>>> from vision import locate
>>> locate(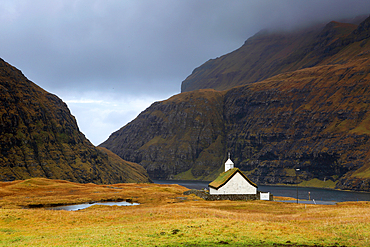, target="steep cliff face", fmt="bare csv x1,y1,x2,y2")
0,58,150,184
223,58,370,191
227,30,370,191
101,16,370,191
